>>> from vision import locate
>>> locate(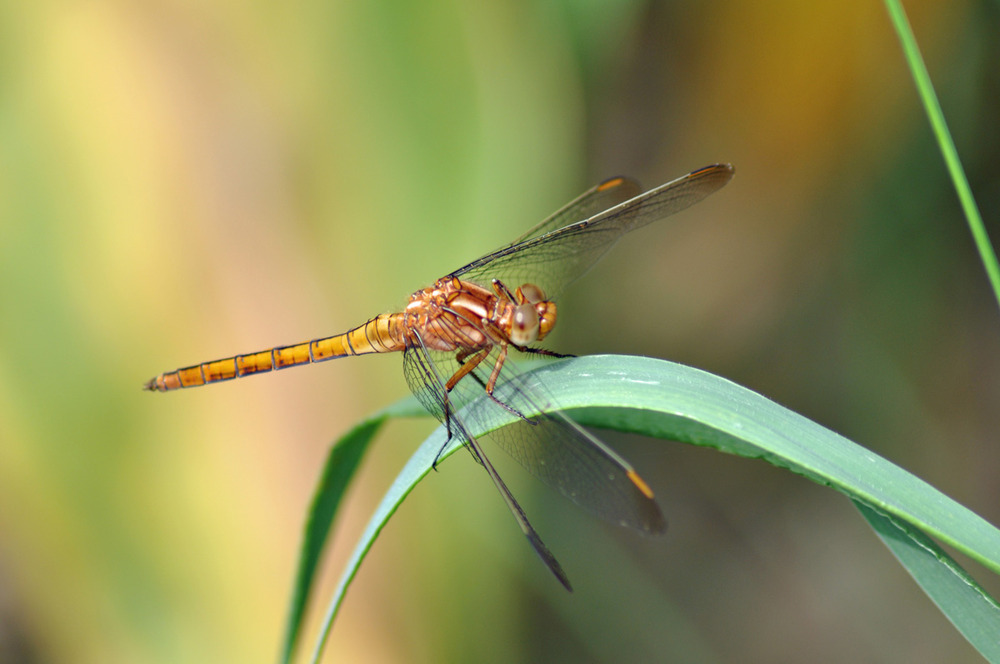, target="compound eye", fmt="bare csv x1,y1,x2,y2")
518,283,546,304
510,303,540,345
